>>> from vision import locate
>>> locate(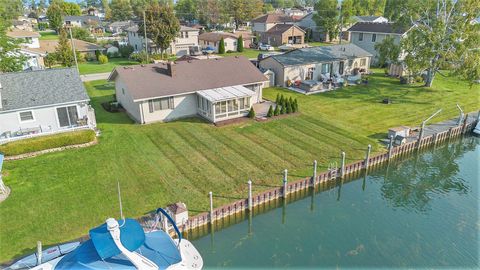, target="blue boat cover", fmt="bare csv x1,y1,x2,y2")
89,219,145,260
55,231,182,270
